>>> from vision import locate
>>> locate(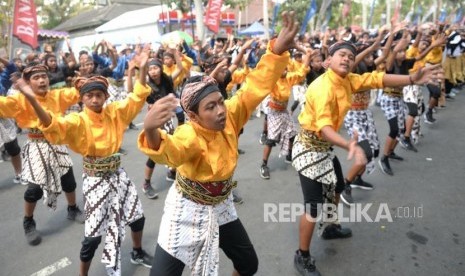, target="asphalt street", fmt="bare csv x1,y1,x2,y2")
0,88,464,276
